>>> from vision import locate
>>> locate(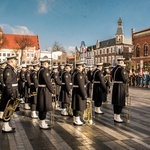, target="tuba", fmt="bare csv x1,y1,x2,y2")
83,99,93,125
3,98,22,121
